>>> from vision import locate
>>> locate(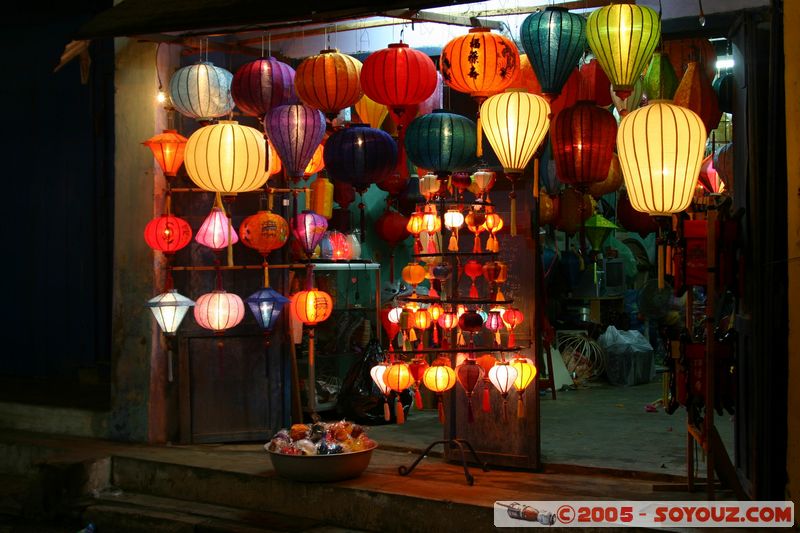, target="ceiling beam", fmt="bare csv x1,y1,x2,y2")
381,9,503,29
